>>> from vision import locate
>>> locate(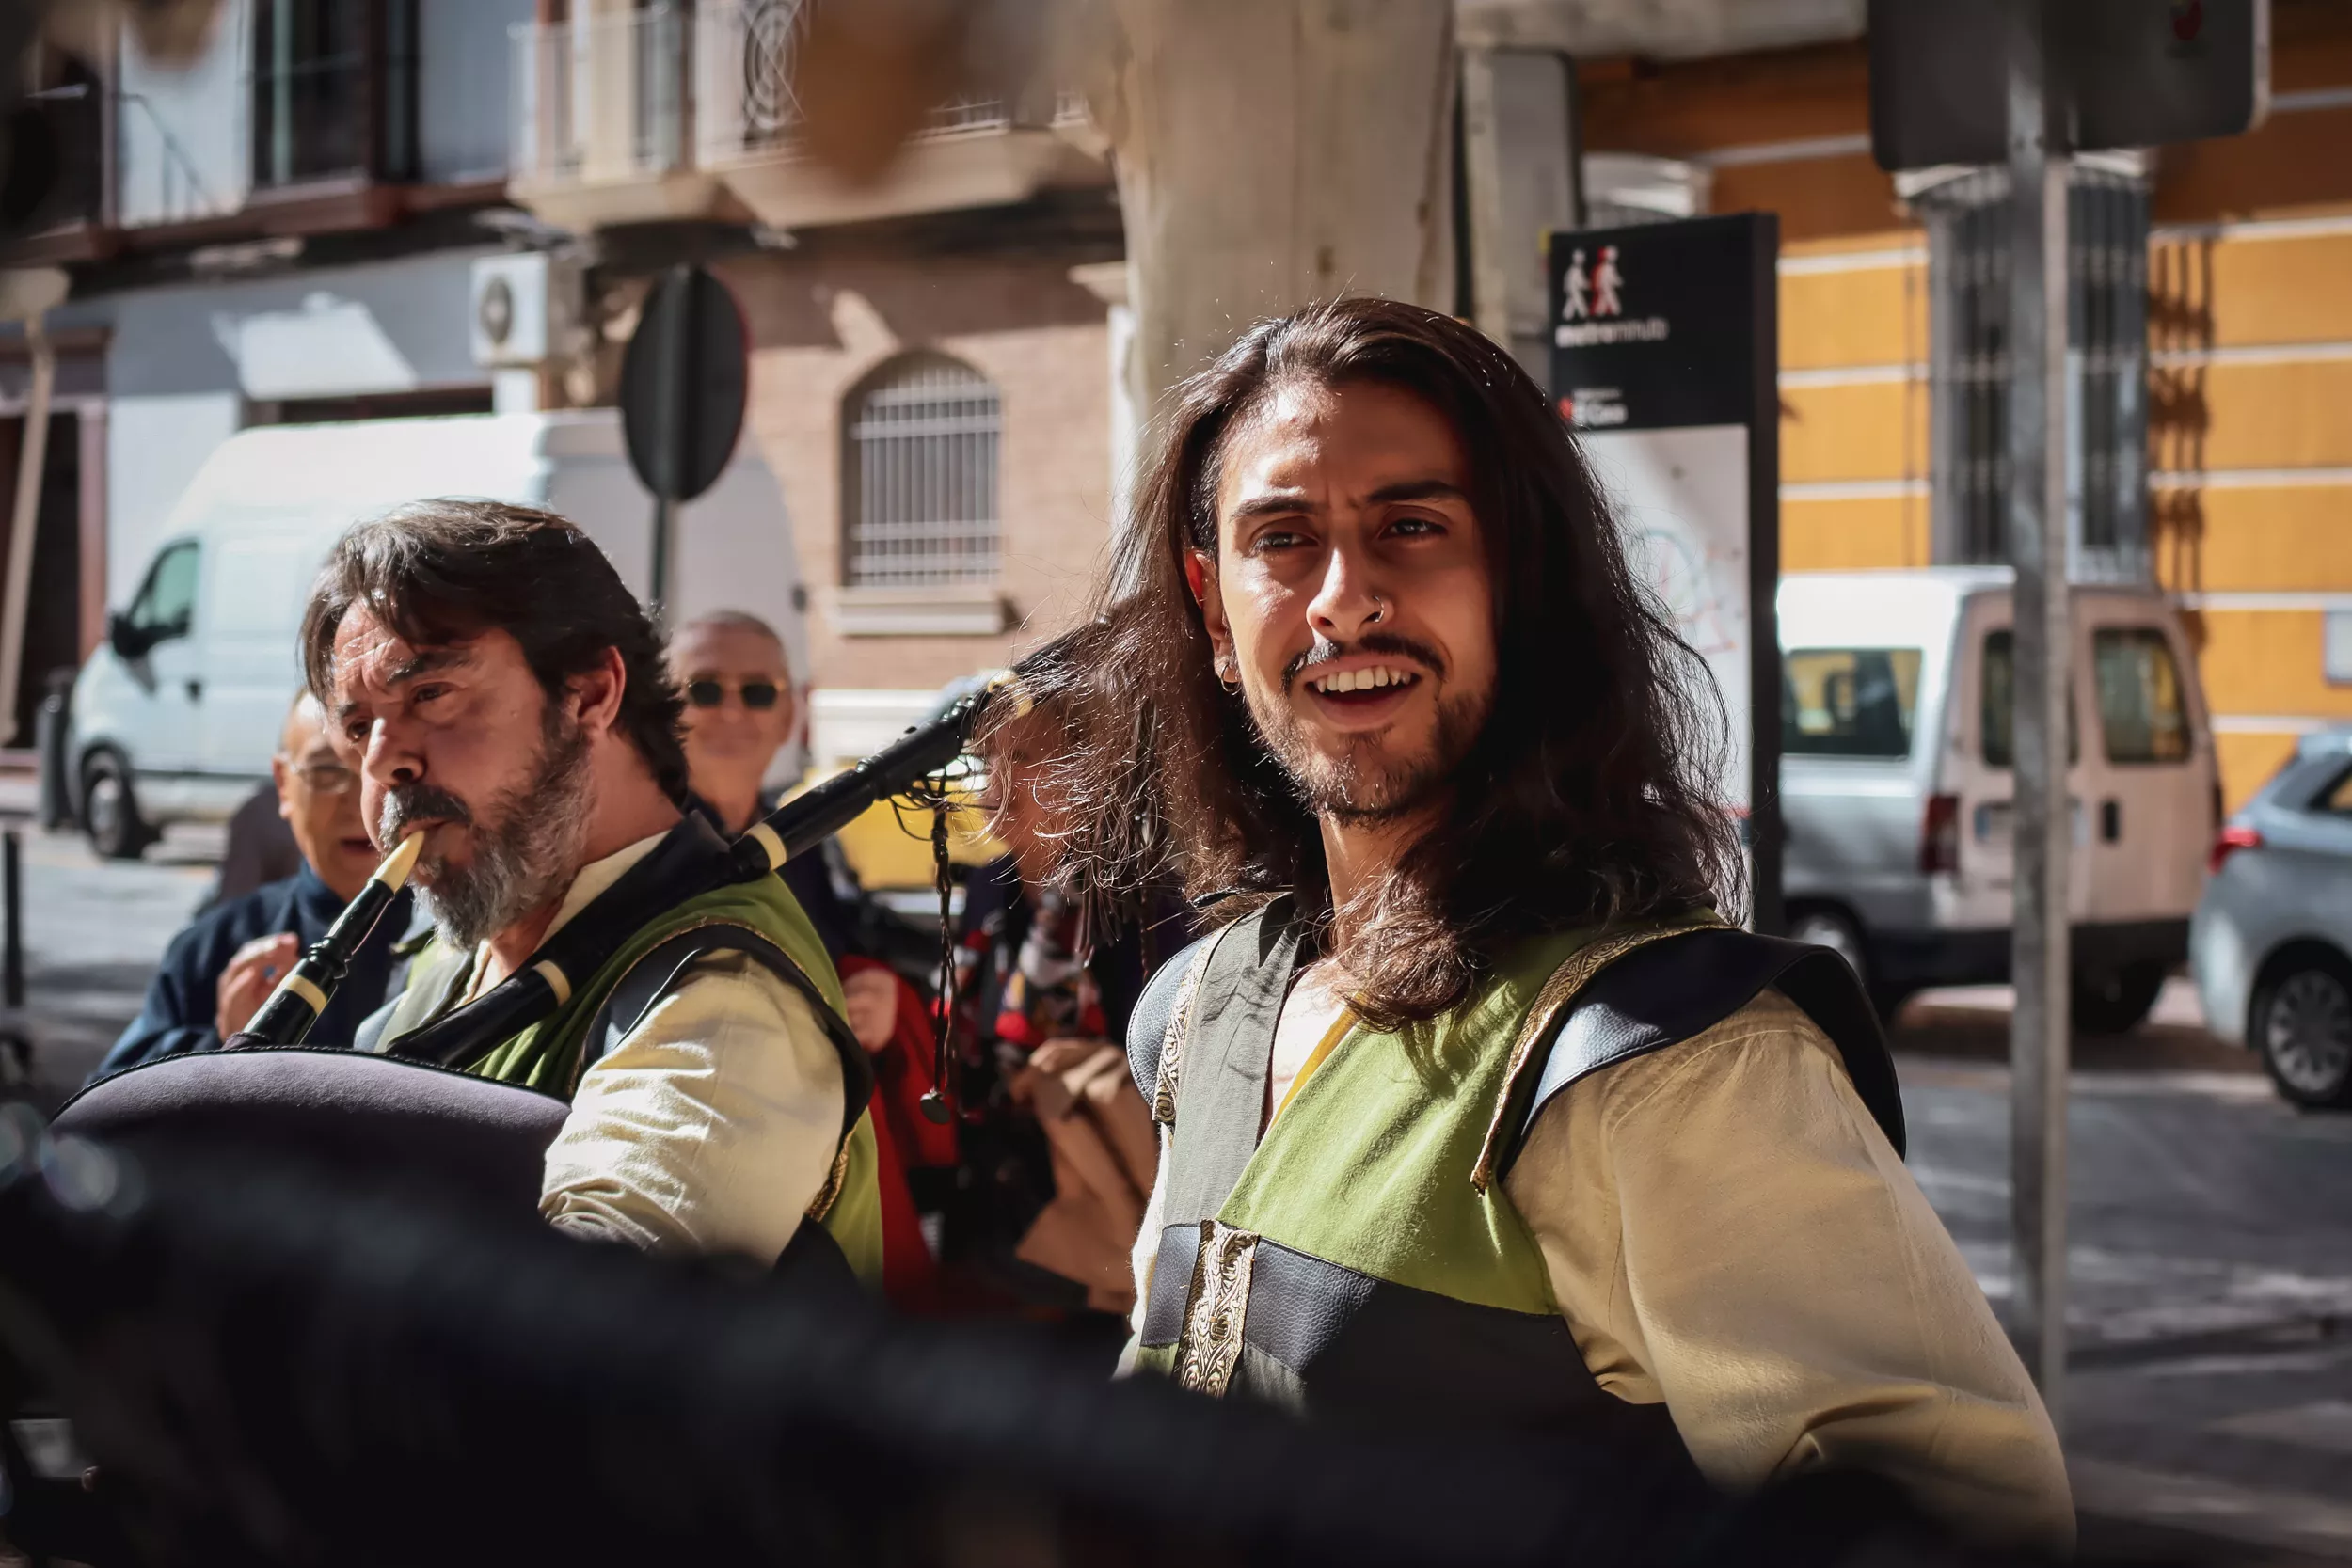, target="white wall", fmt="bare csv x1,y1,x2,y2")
101,248,495,605
117,0,250,226
418,0,532,183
